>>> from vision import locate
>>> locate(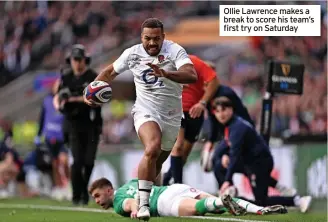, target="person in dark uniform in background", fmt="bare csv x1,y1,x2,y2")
201,62,296,197
53,44,102,205
202,62,254,148
211,97,312,213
